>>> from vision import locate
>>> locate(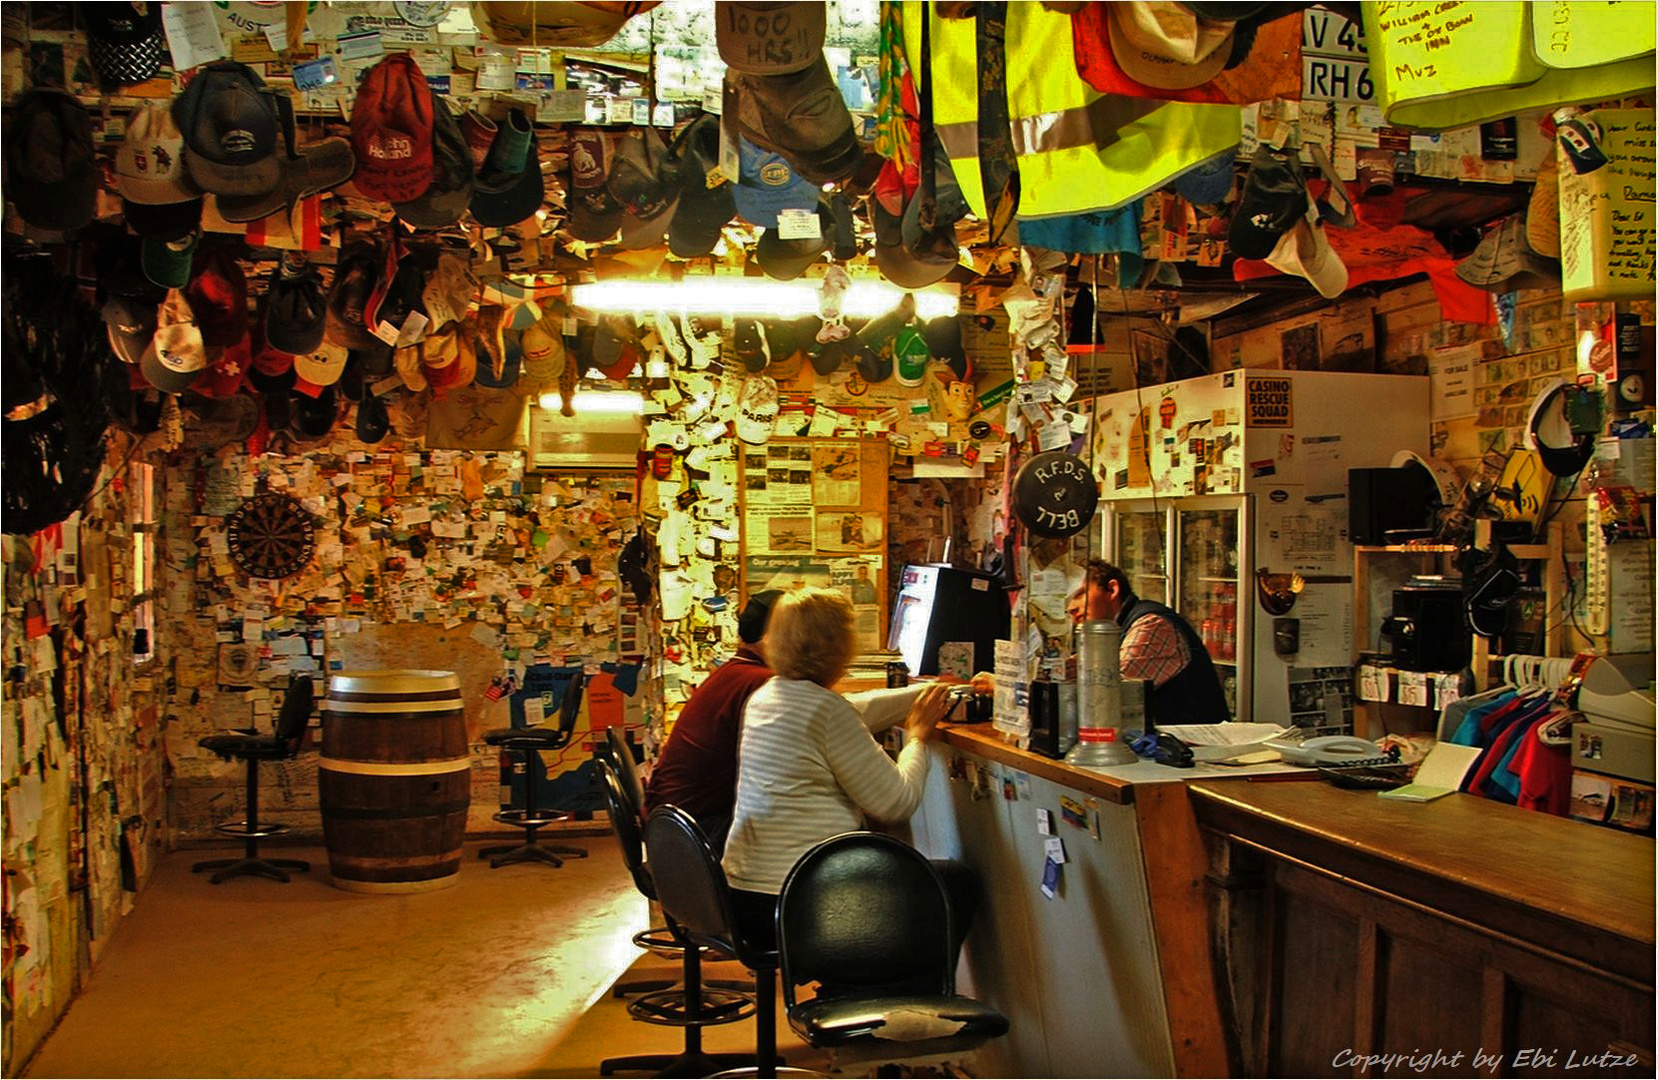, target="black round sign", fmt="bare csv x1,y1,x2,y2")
1012,451,1099,539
